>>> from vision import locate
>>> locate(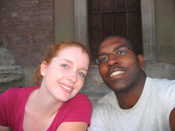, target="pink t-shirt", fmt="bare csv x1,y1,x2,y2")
0,86,92,131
